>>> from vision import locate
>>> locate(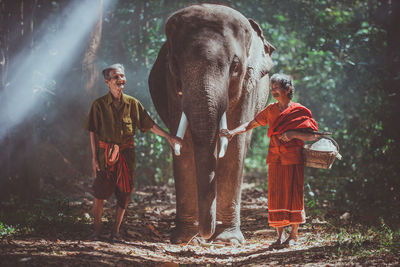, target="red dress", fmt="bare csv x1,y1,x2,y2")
255,102,318,227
